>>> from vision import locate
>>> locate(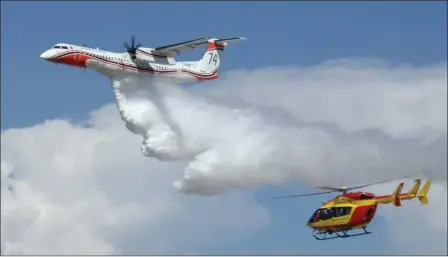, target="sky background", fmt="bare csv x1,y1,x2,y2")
1,1,447,255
